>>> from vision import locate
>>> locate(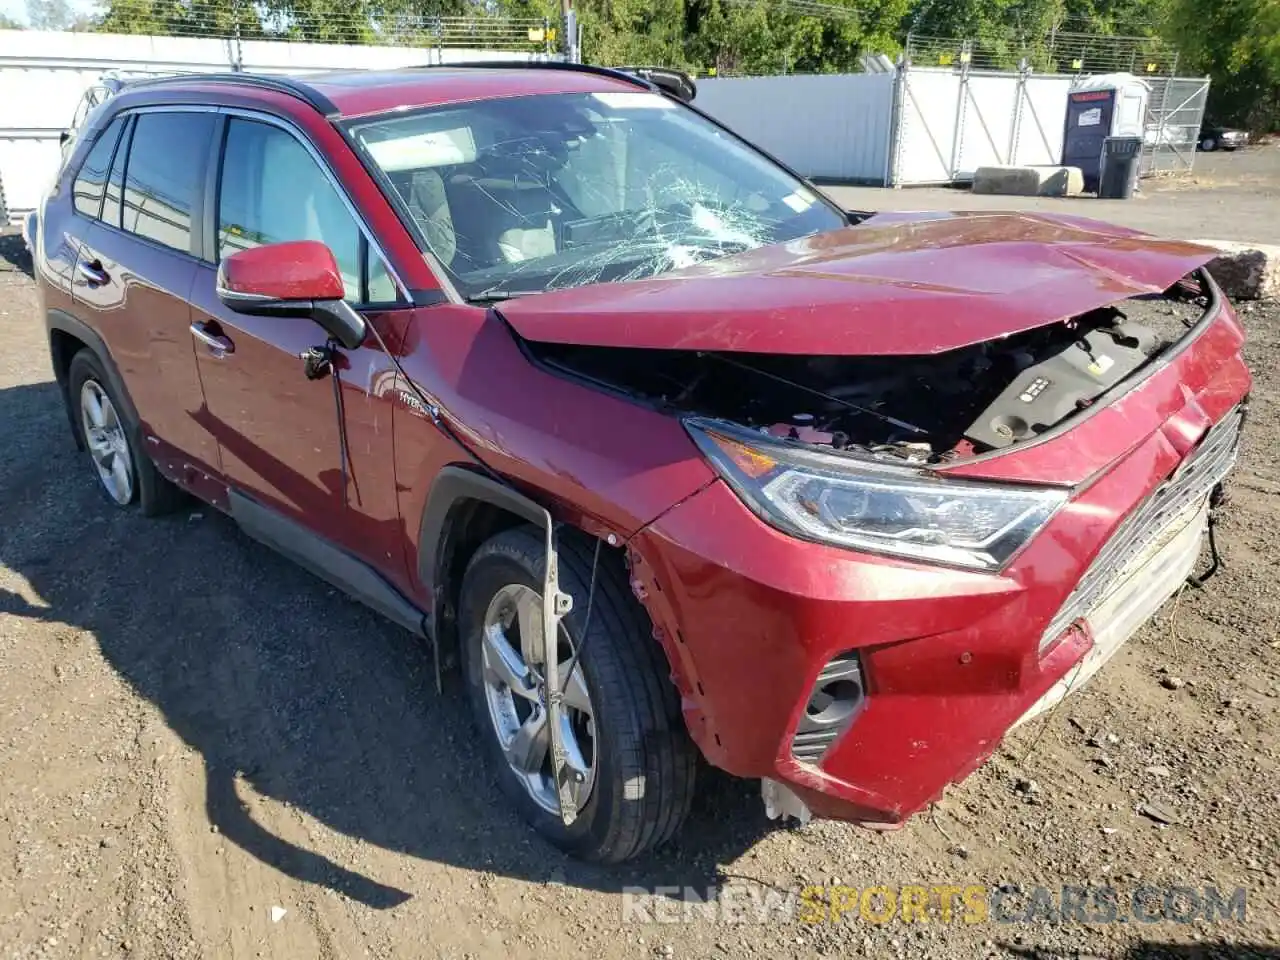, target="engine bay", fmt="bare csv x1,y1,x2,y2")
526,283,1207,463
